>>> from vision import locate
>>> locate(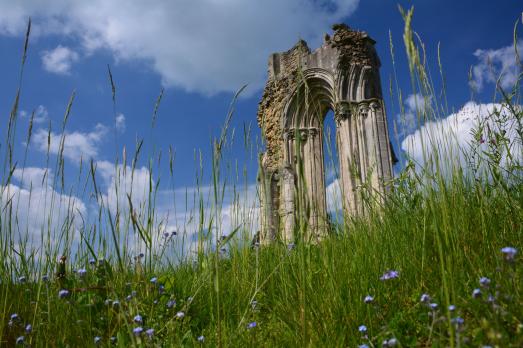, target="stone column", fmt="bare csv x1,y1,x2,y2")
279,165,295,242
370,100,393,192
